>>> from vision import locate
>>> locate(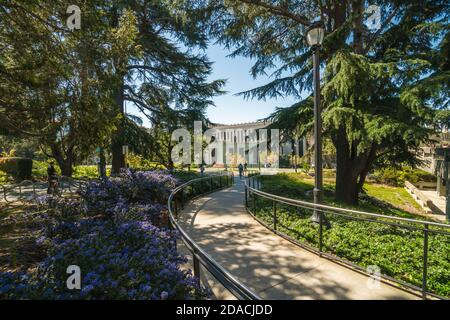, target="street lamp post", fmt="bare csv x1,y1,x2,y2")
306,22,325,224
